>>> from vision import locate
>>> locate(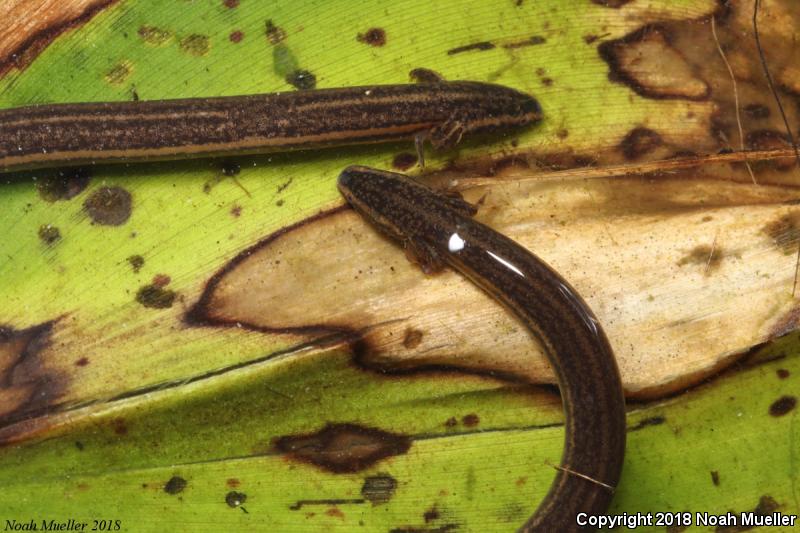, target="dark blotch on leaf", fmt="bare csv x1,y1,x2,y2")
754,495,779,515
286,69,316,90
138,25,172,46
776,368,790,379
361,474,397,505
357,28,386,47
152,274,171,287
36,168,90,202
462,414,480,427
83,186,132,226
761,212,800,255
392,152,418,171
447,41,495,55
424,507,440,522
38,224,61,245
136,284,177,309
620,127,662,160
769,395,796,417
710,470,720,486
111,418,127,435
225,491,247,508
274,423,411,473
127,255,145,273
229,30,244,43
179,34,210,56
164,476,187,494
